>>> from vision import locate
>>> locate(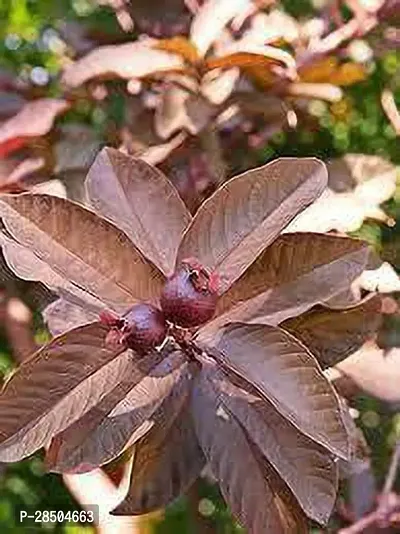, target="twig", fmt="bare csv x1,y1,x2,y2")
339,440,400,533
383,440,400,495
298,11,377,67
